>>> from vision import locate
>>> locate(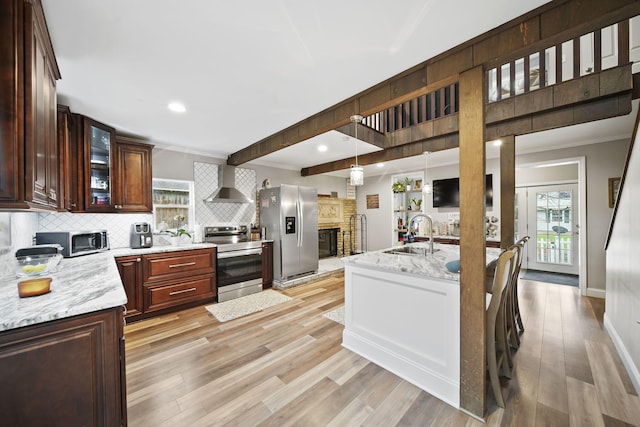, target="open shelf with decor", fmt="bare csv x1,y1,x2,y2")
391,173,424,244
